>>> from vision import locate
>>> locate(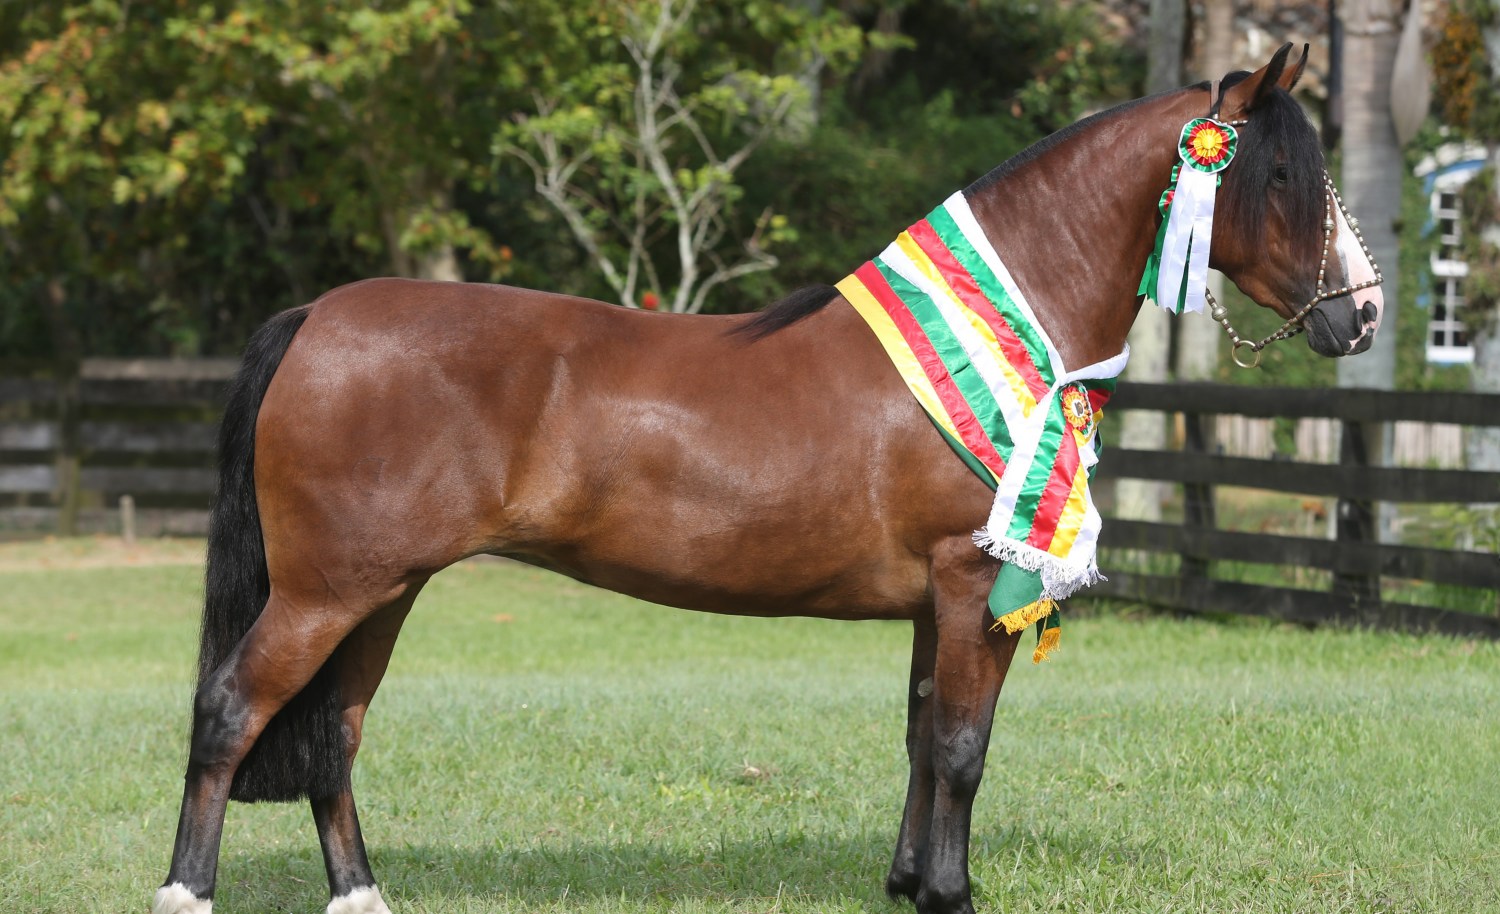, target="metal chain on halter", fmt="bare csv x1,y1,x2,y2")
1198,80,1384,369
1205,173,1383,368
